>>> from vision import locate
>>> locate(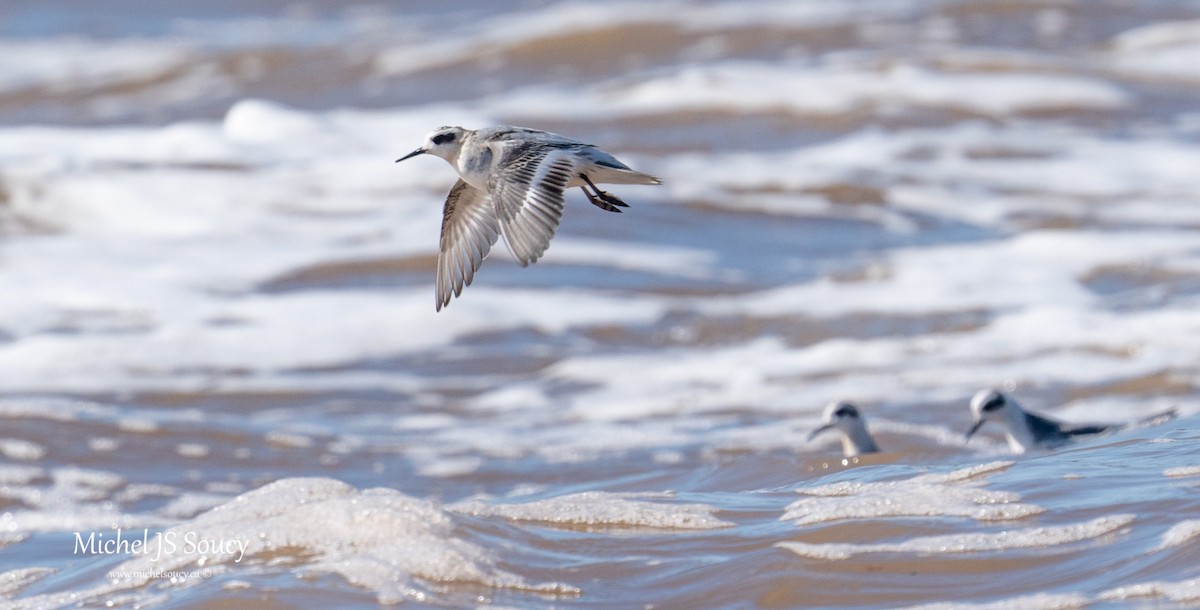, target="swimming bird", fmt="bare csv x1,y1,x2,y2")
964,389,1178,453
808,401,880,457
396,125,662,311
